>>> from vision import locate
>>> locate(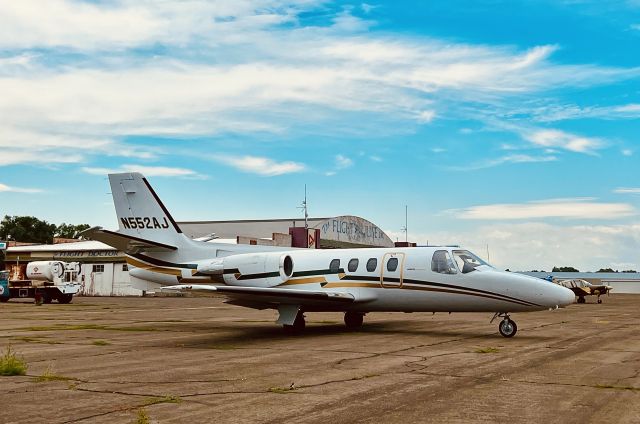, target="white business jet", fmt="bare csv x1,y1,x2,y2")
84,173,575,338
